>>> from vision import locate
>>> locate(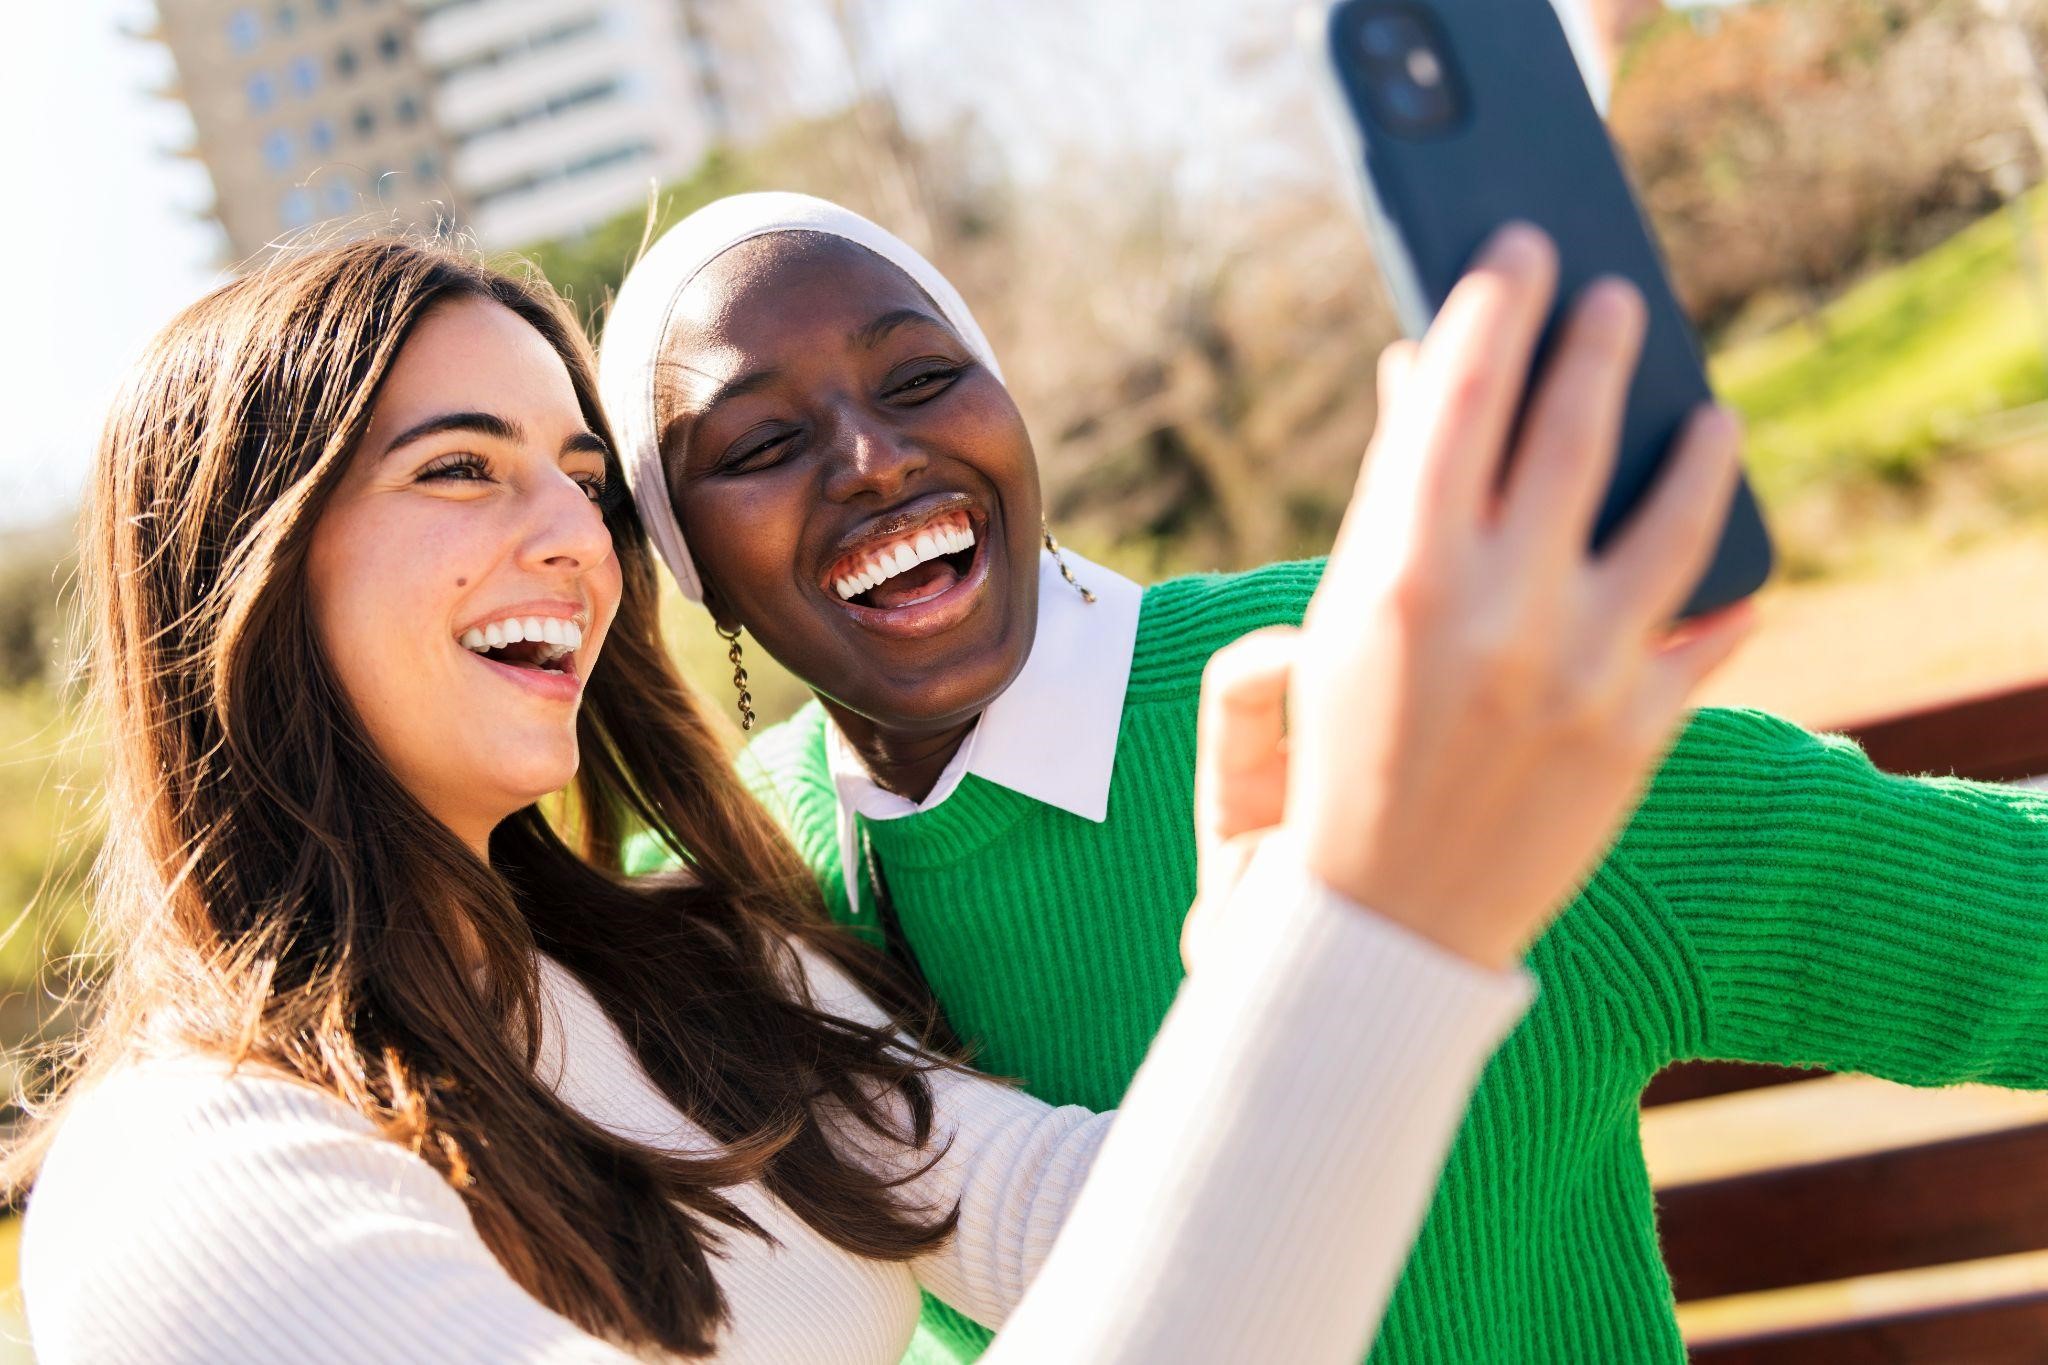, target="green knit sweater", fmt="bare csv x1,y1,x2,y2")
732,559,2048,1363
